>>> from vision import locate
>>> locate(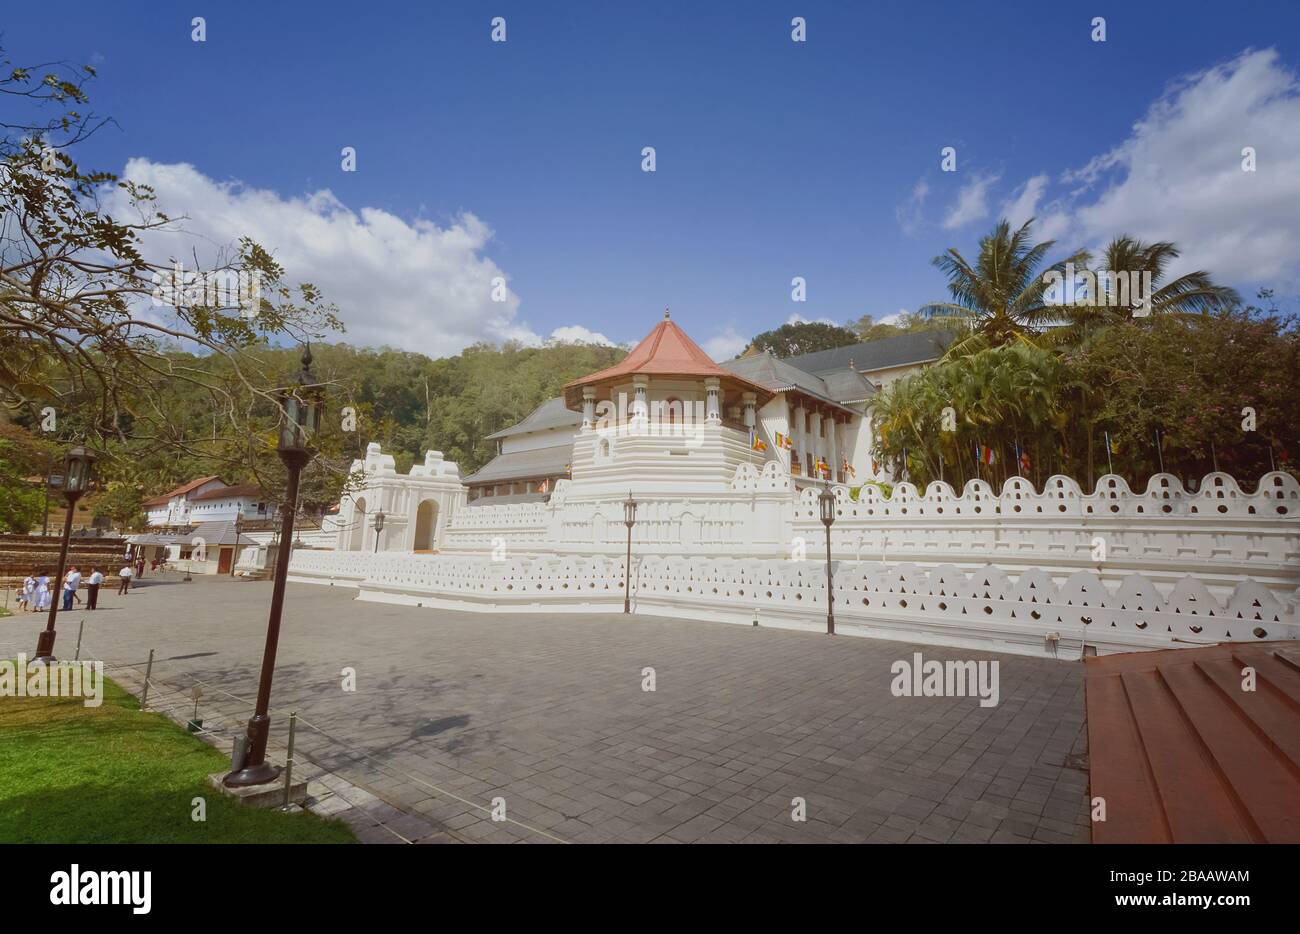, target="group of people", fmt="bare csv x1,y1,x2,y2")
14,562,136,613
